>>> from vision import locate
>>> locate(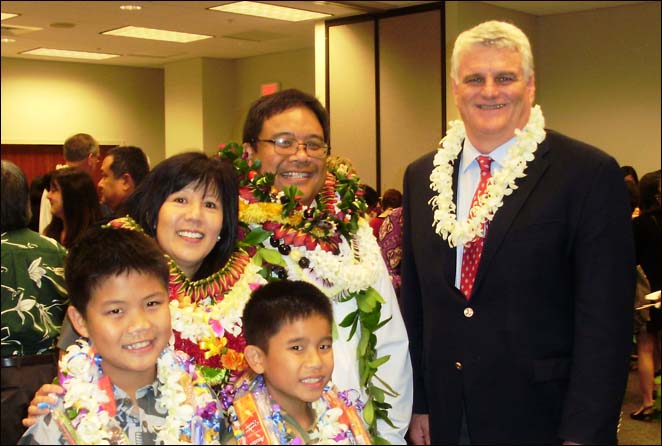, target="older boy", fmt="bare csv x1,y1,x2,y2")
19,226,222,445
225,280,370,445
